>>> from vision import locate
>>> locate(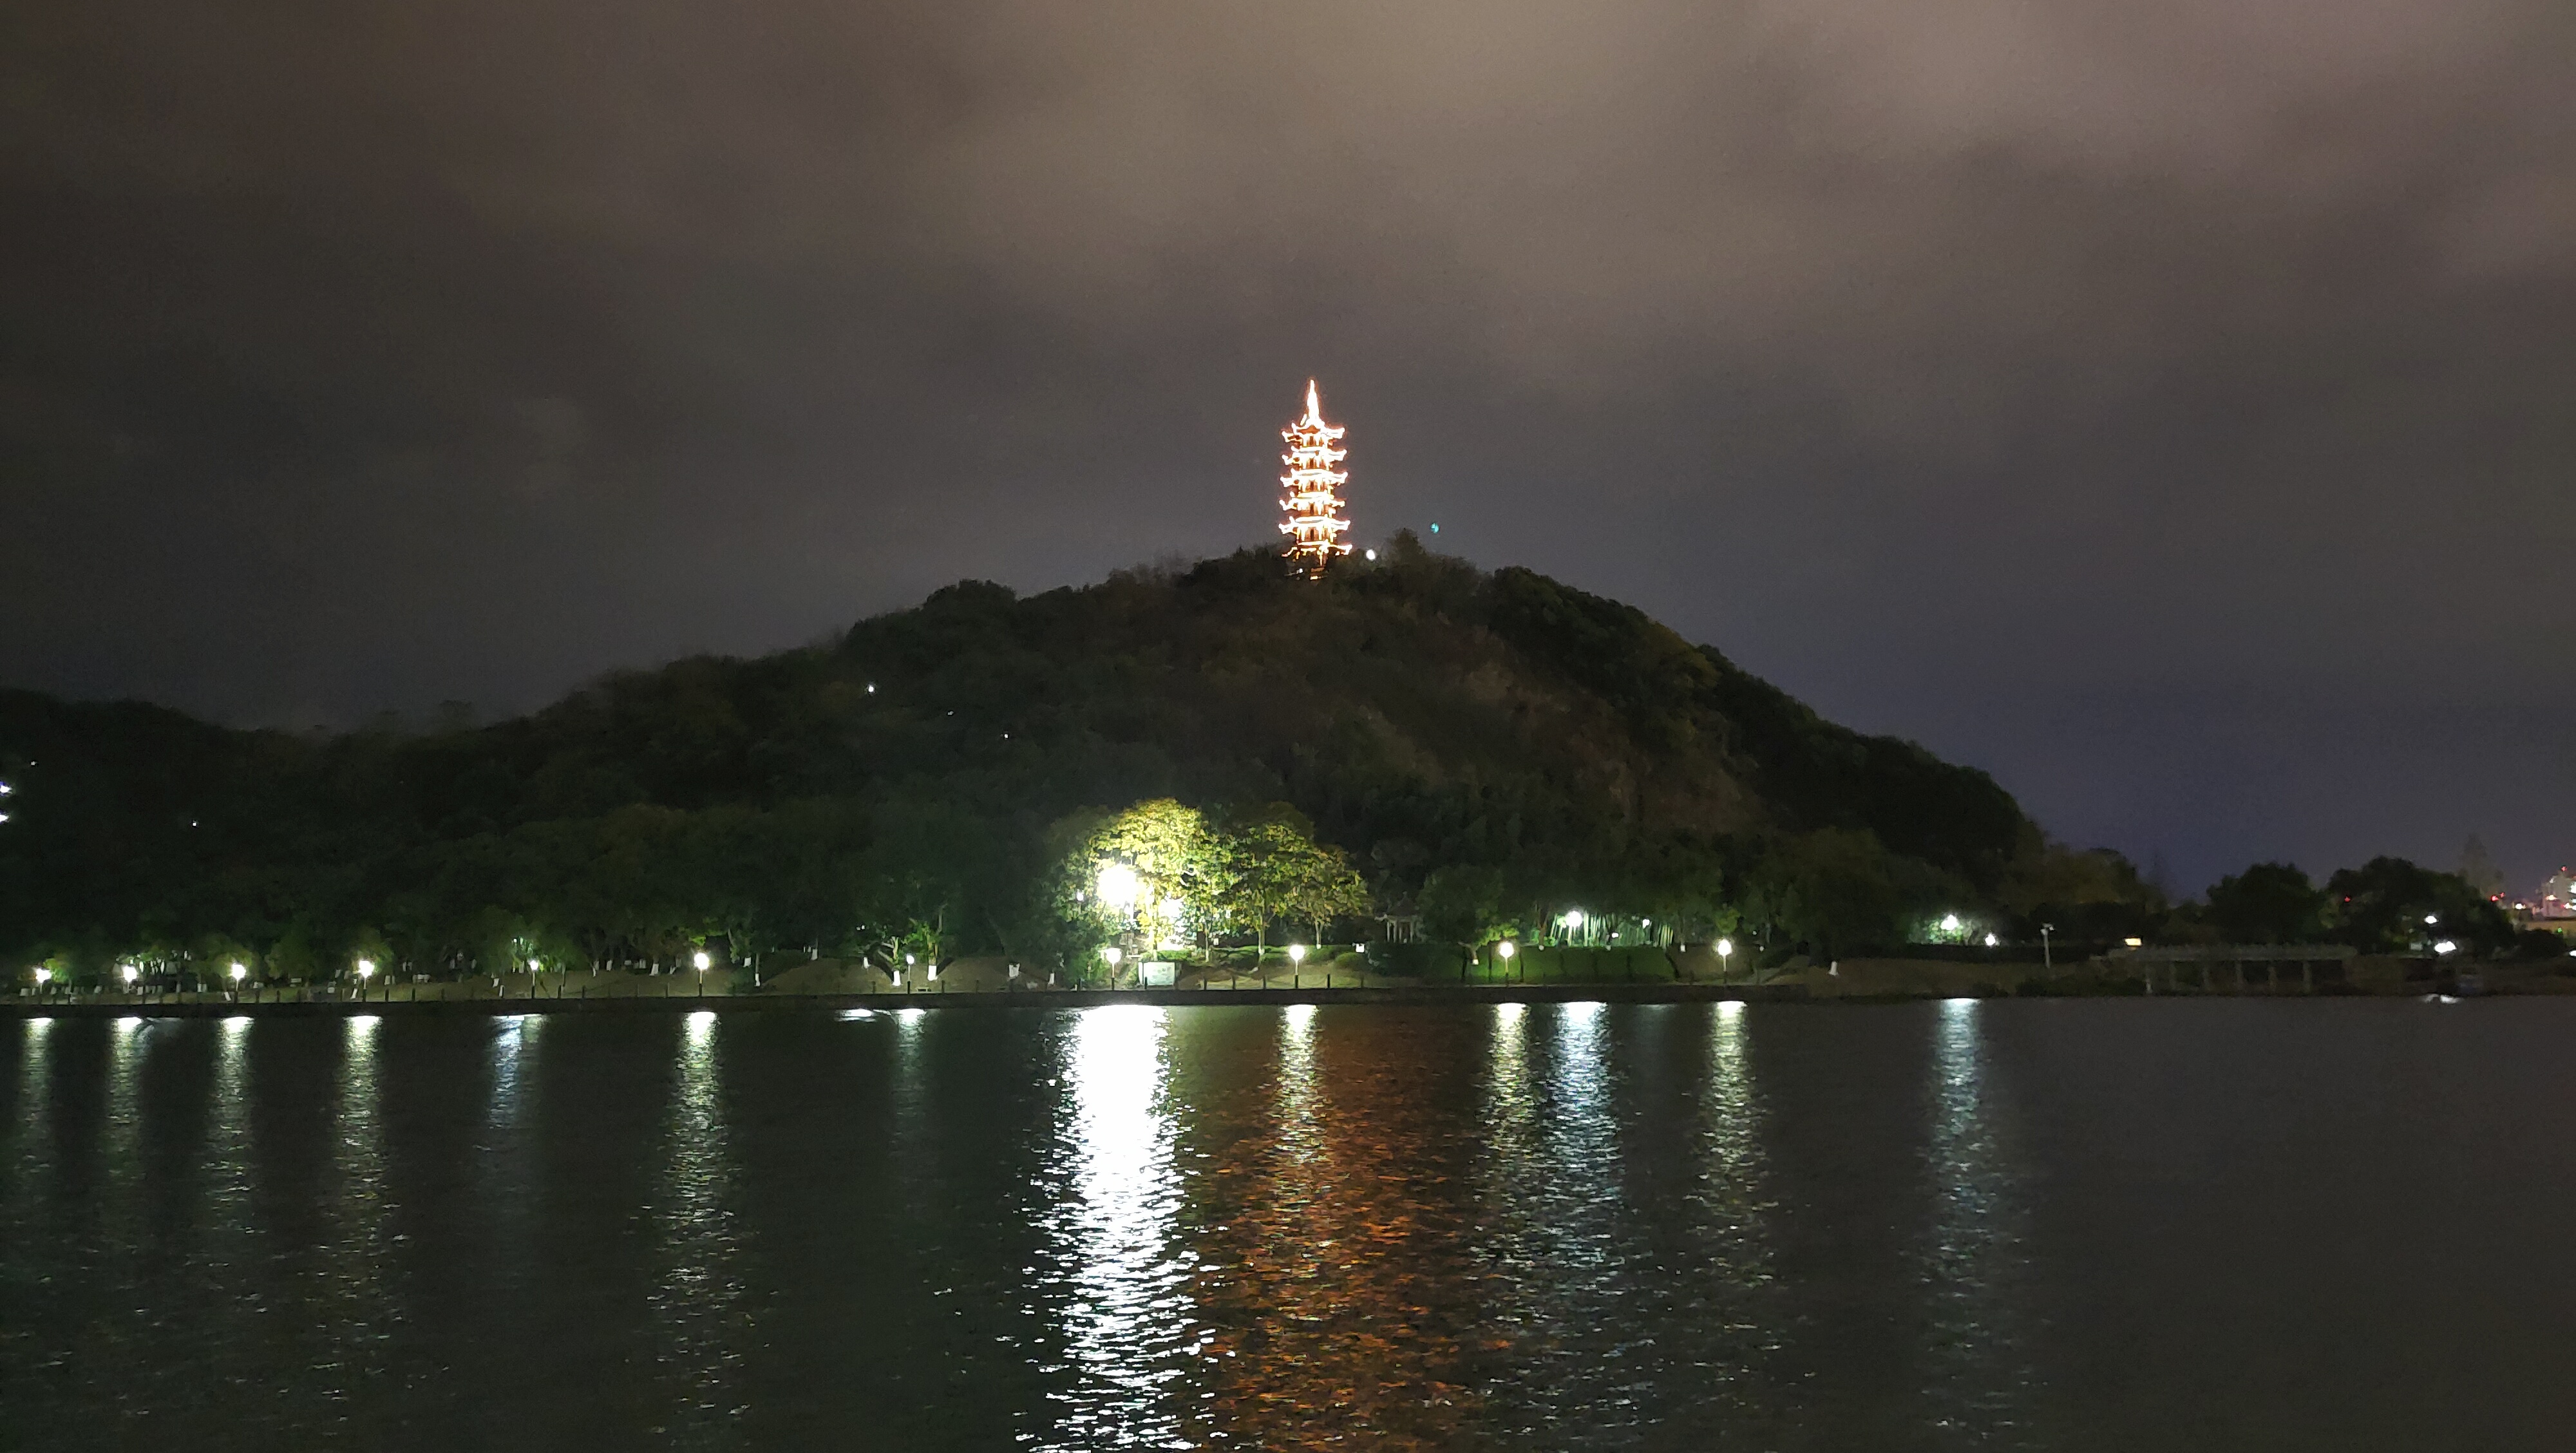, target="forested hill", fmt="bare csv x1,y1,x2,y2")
0,534,2038,974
